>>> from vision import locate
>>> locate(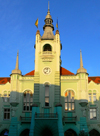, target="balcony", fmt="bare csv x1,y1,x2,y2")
40,51,55,62
43,51,52,54
35,113,58,119
20,116,31,123
63,116,77,124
